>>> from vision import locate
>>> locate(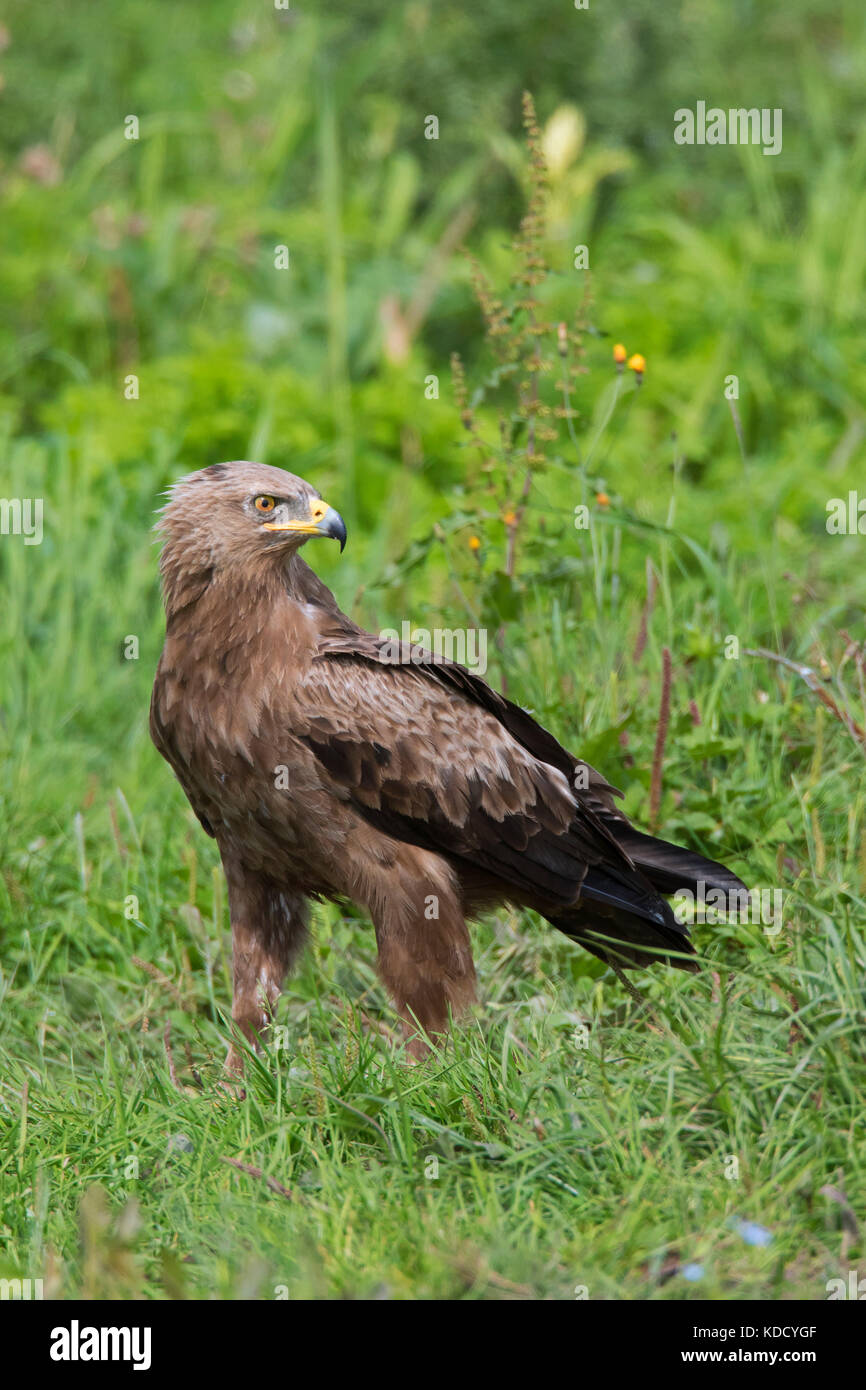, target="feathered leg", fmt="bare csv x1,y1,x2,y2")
221,856,308,1075
361,849,476,1056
